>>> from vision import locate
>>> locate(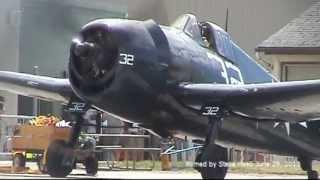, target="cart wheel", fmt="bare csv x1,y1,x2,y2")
12,153,26,169
46,140,74,177
37,157,47,173
84,155,98,176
